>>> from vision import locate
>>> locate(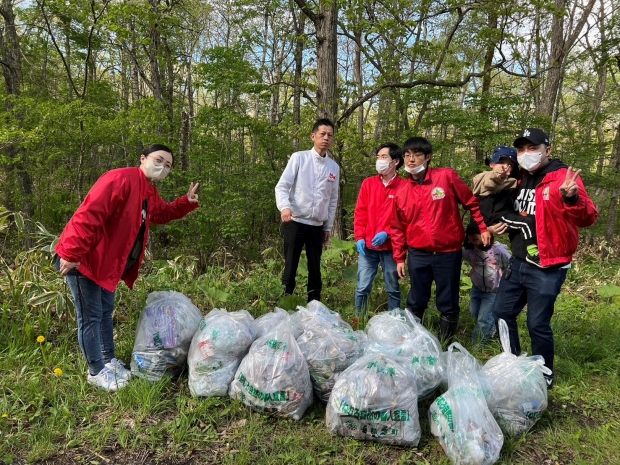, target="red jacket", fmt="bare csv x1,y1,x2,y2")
391,167,487,263
529,168,598,267
354,174,405,251
56,167,199,292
